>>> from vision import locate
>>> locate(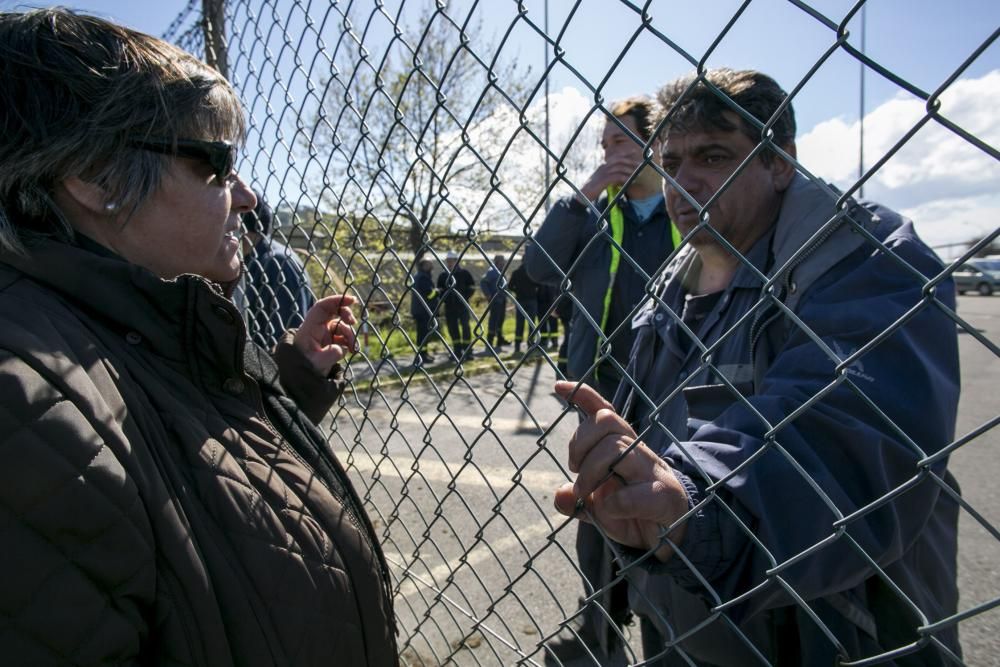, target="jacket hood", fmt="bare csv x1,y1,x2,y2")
769,174,898,300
